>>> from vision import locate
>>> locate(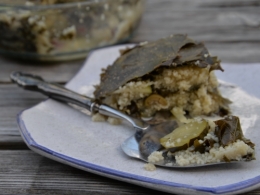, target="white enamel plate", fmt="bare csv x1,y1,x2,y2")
18,45,260,195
